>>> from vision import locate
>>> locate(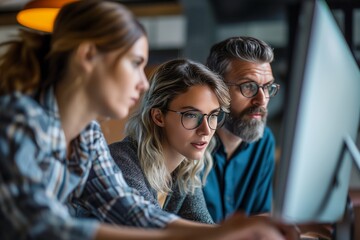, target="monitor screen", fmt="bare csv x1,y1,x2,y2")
272,0,360,224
